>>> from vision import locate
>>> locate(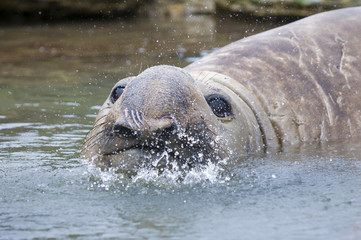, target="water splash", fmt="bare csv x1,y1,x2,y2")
132,159,226,186
83,153,230,191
